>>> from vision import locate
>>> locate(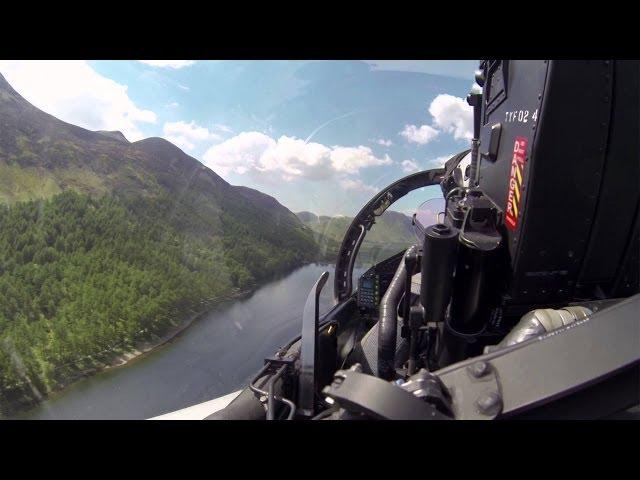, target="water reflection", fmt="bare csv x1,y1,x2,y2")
18,263,359,420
